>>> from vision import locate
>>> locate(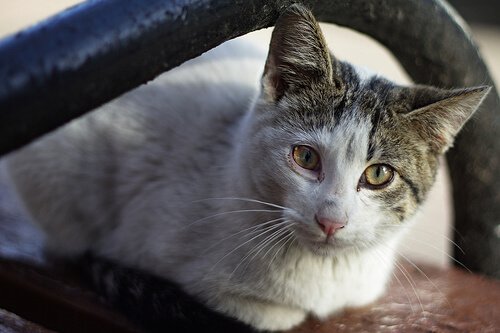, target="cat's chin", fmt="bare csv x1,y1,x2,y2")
297,237,356,257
